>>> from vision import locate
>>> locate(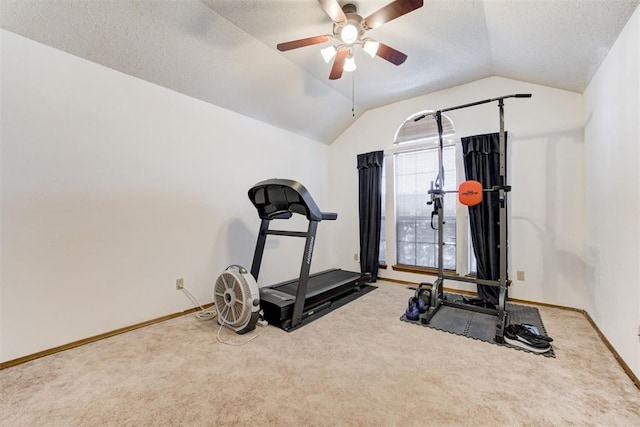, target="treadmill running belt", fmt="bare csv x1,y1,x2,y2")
274,269,360,297
259,268,375,331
